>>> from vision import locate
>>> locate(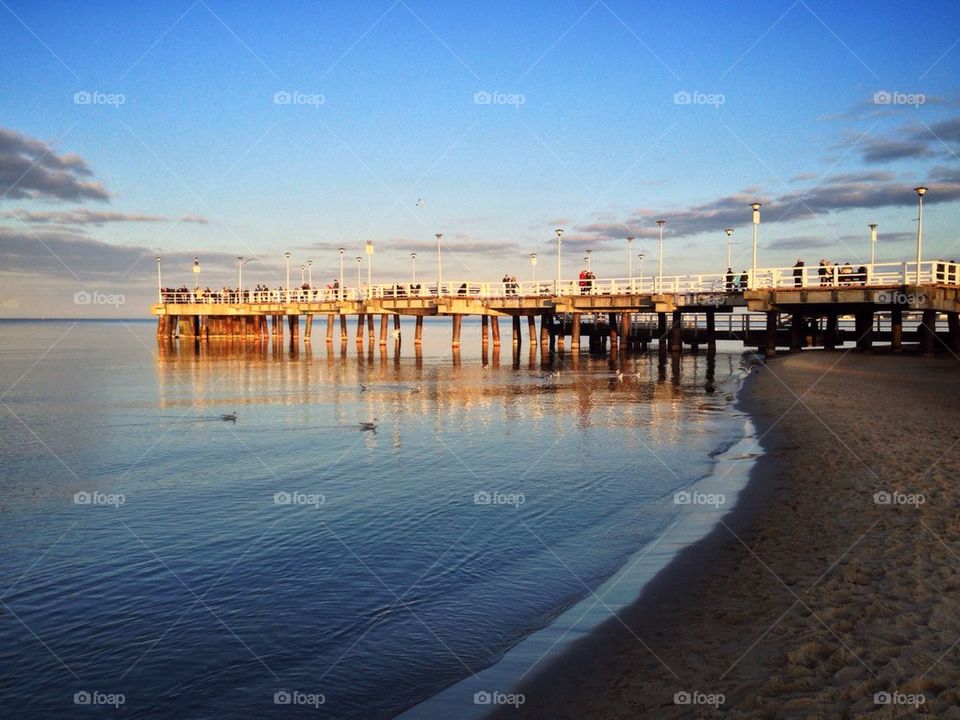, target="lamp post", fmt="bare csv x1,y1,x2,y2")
338,247,345,300
555,228,564,292
356,256,362,292
307,259,313,287
156,256,162,303
300,264,305,286
284,252,291,297
365,240,374,290
626,236,634,280
411,252,417,284
530,253,537,287
638,253,645,291
193,256,200,290
435,232,443,295
585,248,592,270
656,220,665,292
750,203,761,290
236,256,244,293
724,228,734,270
914,186,927,284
